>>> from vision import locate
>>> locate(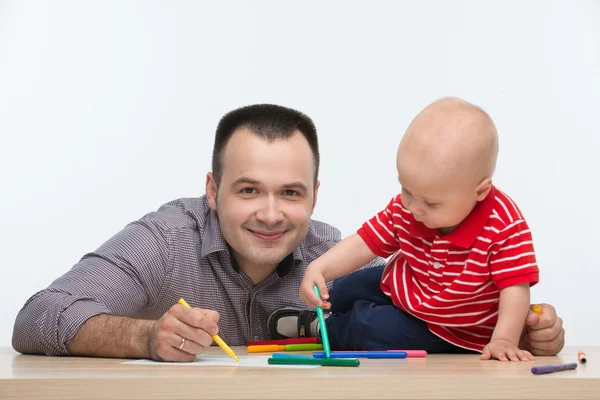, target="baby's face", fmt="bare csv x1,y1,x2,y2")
397,159,479,234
